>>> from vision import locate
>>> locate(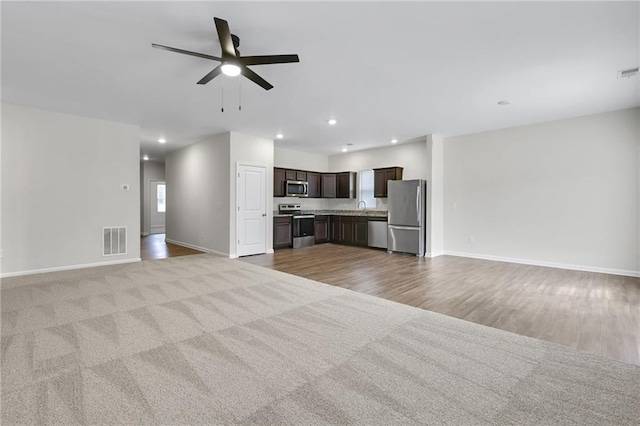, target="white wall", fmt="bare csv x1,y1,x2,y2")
165,133,230,255
1,104,140,276
230,132,274,257
274,146,329,172
444,107,640,276
426,135,444,256
140,161,165,236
